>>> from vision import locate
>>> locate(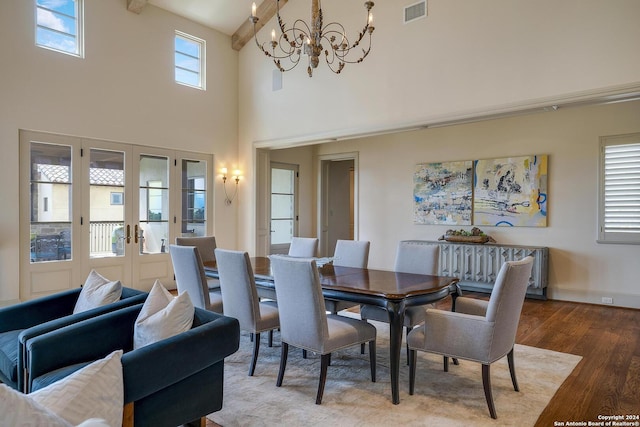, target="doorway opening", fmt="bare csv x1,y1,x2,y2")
318,153,358,257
